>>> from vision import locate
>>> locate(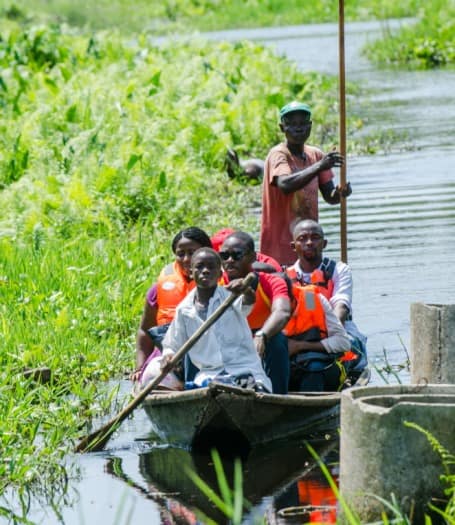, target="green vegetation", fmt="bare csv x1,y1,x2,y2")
0,0,452,519
0,20,349,240
0,15,356,516
3,0,454,68
3,0,420,35
188,438,454,524
405,422,455,523
186,449,250,525
364,0,455,68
